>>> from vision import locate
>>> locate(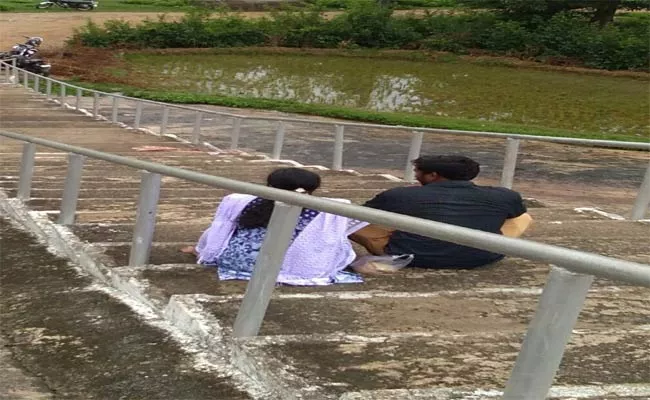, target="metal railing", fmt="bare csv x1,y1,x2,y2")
1,128,649,400
2,61,649,220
